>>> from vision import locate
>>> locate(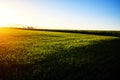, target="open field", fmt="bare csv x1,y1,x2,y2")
0,28,120,80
